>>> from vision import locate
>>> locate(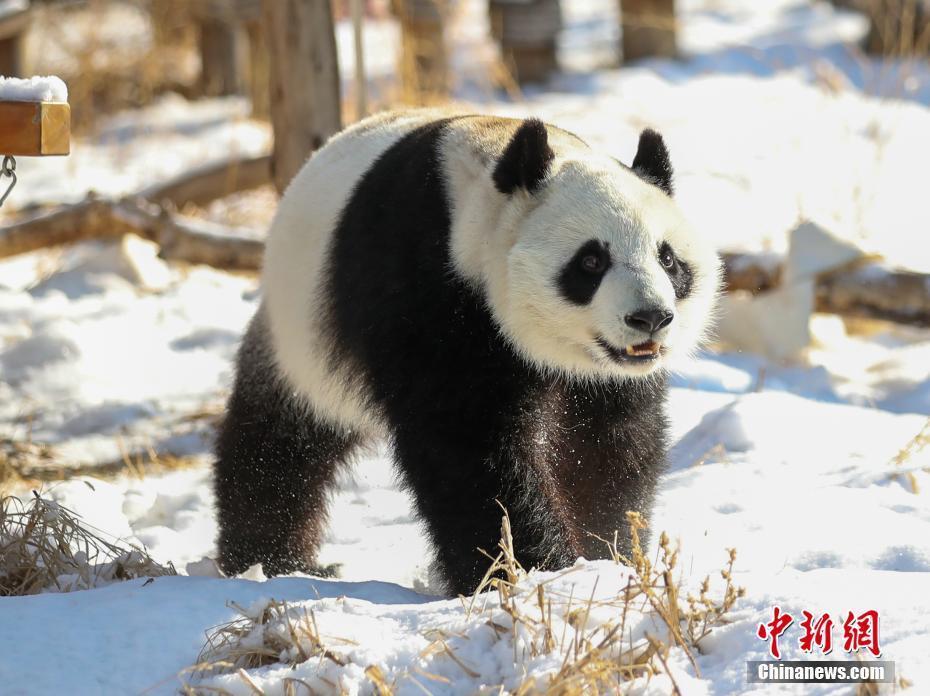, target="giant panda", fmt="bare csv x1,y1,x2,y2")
213,109,720,596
